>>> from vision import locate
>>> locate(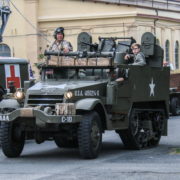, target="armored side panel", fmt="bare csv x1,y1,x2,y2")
77,32,92,51
110,65,170,134
98,39,115,52
147,45,164,68
129,66,169,105
116,38,136,53
116,41,130,53
141,32,156,56
115,40,134,64
114,52,126,65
